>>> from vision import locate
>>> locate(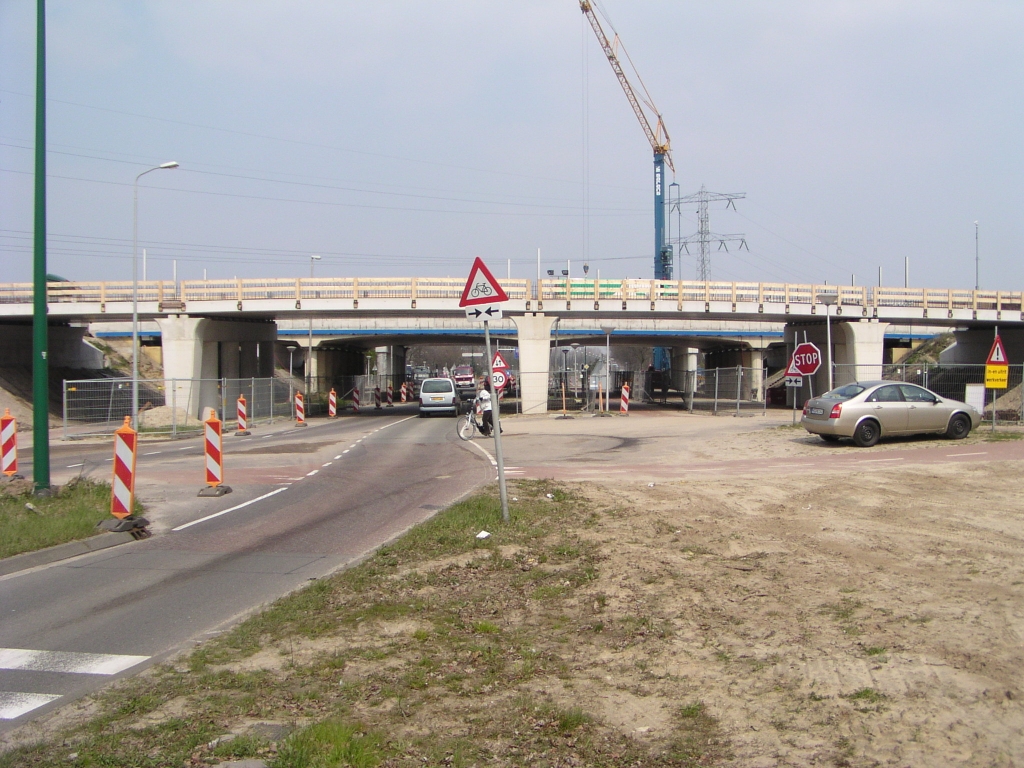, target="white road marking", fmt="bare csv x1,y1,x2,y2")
0,648,149,676
857,458,905,463
142,452,161,456
334,455,342,460
0,692,61,720
262,435,275,439
342,449,350,454
466,440,497,467
172,487,288,531
66,463,83,468
946,451,988,457
306,470,318,476
178,446,192,450
104,457,112,462
322,462,332,467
